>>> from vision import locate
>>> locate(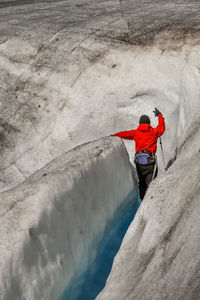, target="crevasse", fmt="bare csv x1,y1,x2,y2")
61,193,140,300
